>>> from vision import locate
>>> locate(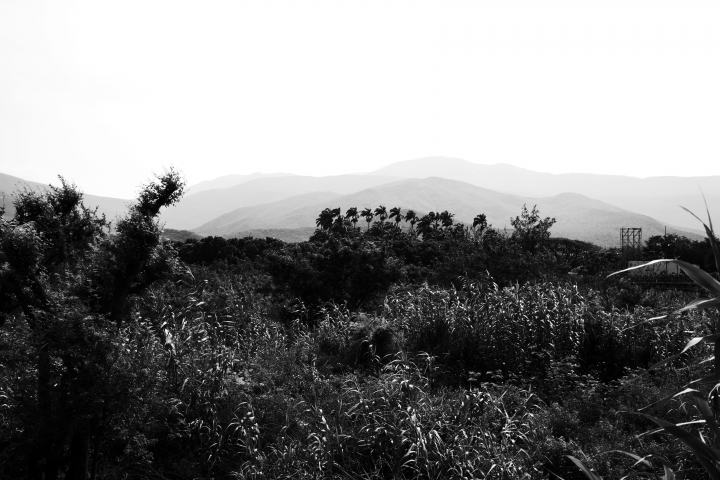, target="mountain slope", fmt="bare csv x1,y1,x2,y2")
160,174,402,230
369,157,720,229
193,177,701,247
195,191,342,235
1,172,128,221
186,172,296,196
